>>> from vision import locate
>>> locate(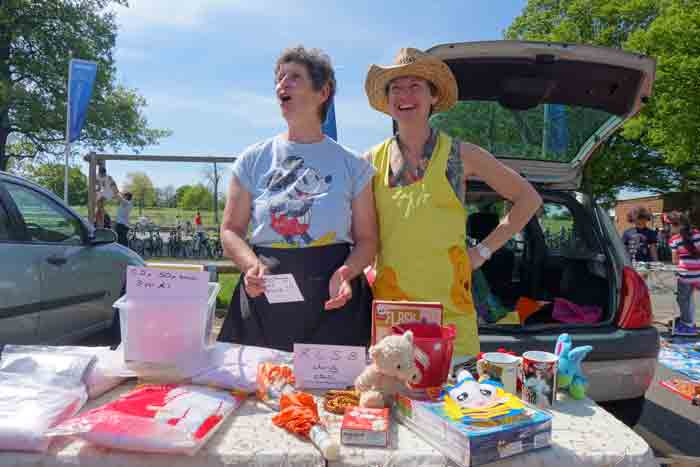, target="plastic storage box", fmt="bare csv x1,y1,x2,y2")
113,282,220,379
